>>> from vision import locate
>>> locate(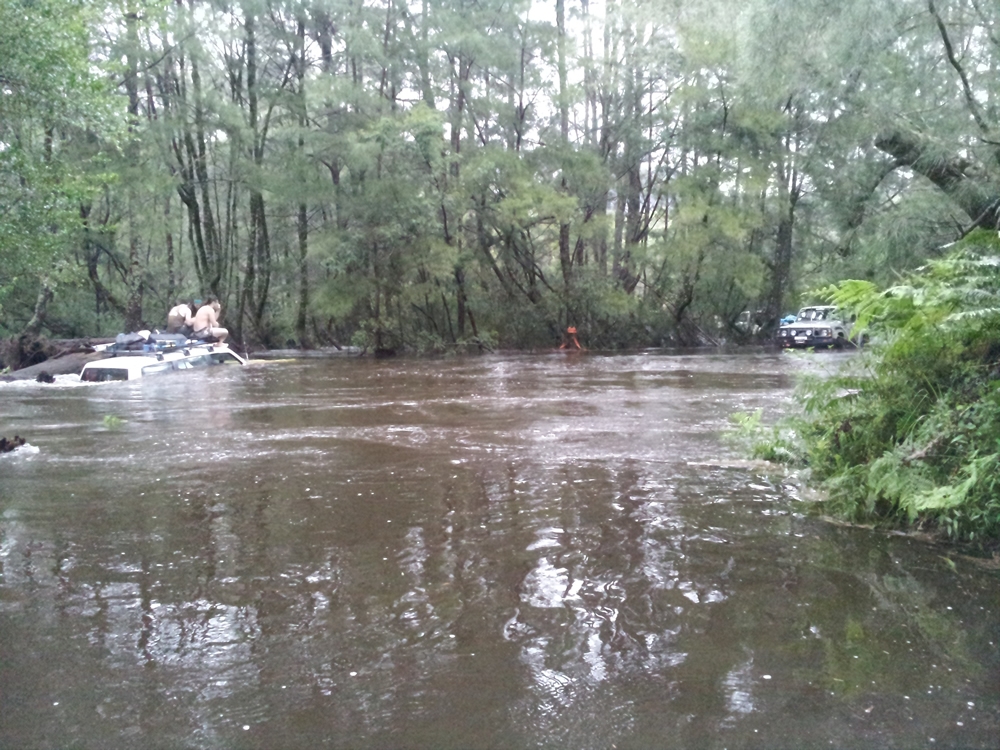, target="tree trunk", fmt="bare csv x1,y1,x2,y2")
188,55,222,293
22,283,54,338
123,0,144,332
556,0,573,300
241,12,271,340
165,195,176,303
295,16,310,348
296,202,309,347
416,0,435,107
765,210,794,329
